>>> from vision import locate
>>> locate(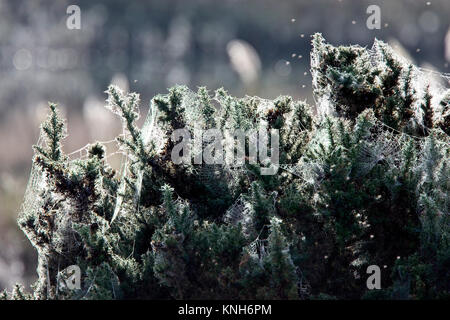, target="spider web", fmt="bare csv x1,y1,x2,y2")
19,135,47,225
131,97,162,218
21,51,450,229
223,194,254,237
279,116,448,183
